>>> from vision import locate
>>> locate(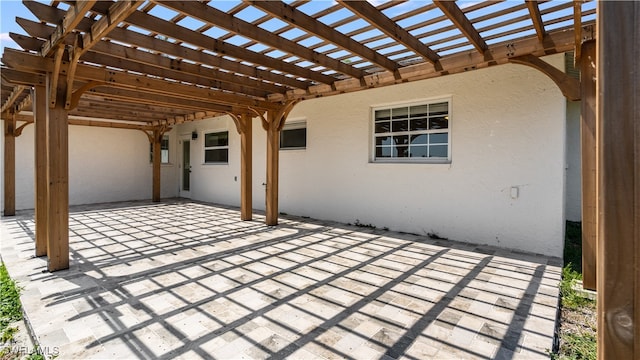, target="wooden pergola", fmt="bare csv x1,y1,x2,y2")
0,1,637,357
